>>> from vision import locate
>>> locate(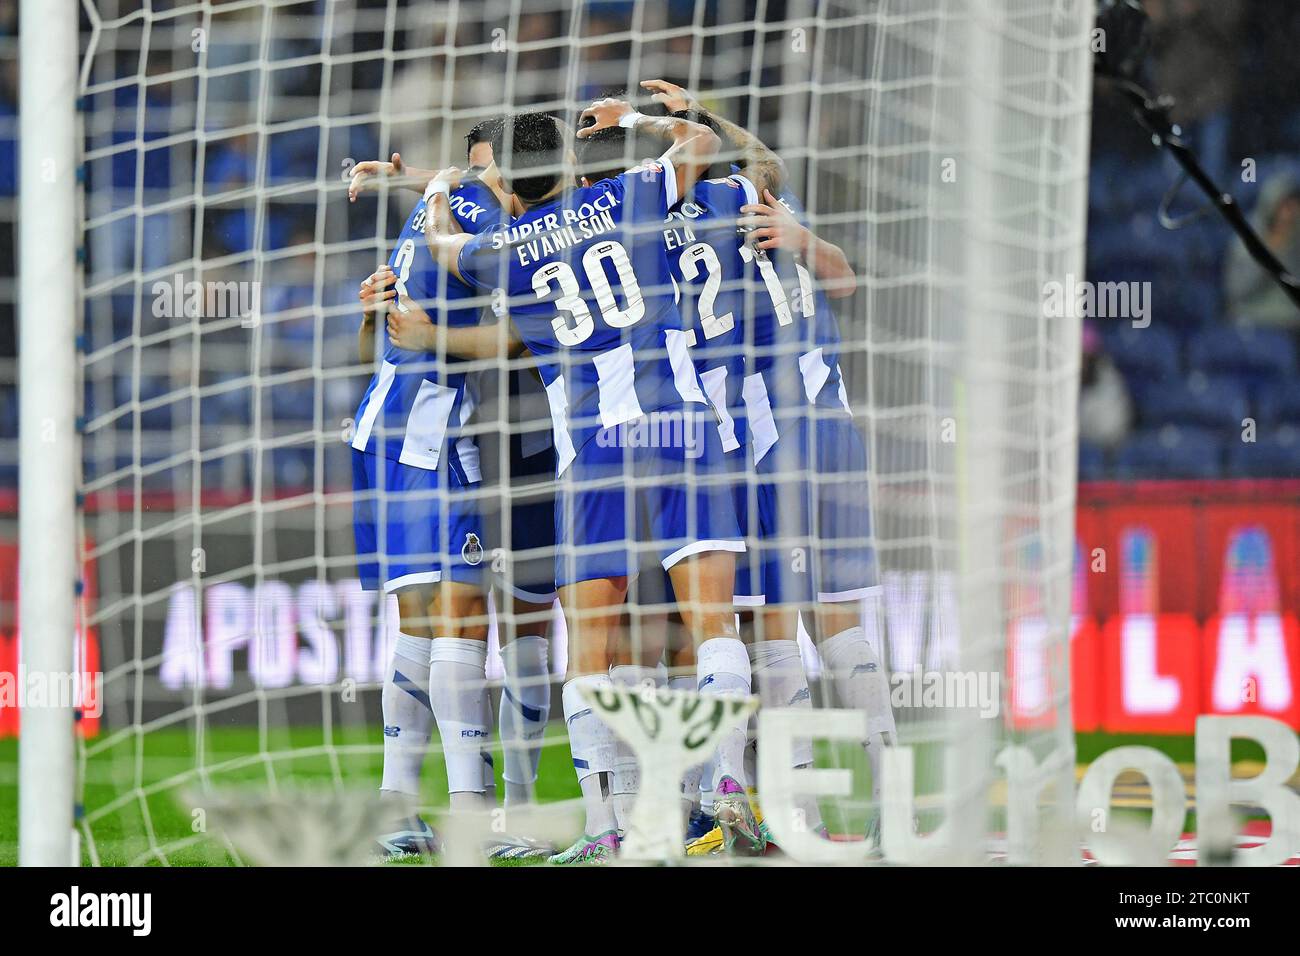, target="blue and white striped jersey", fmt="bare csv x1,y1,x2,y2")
770,184,852,415
664,174,851,465
456,160,707,474
351,176,501,476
